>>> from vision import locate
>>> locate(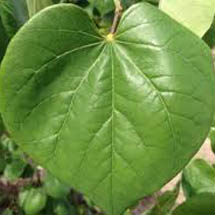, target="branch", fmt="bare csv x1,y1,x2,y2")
0,168,45,194
110,0,123,34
